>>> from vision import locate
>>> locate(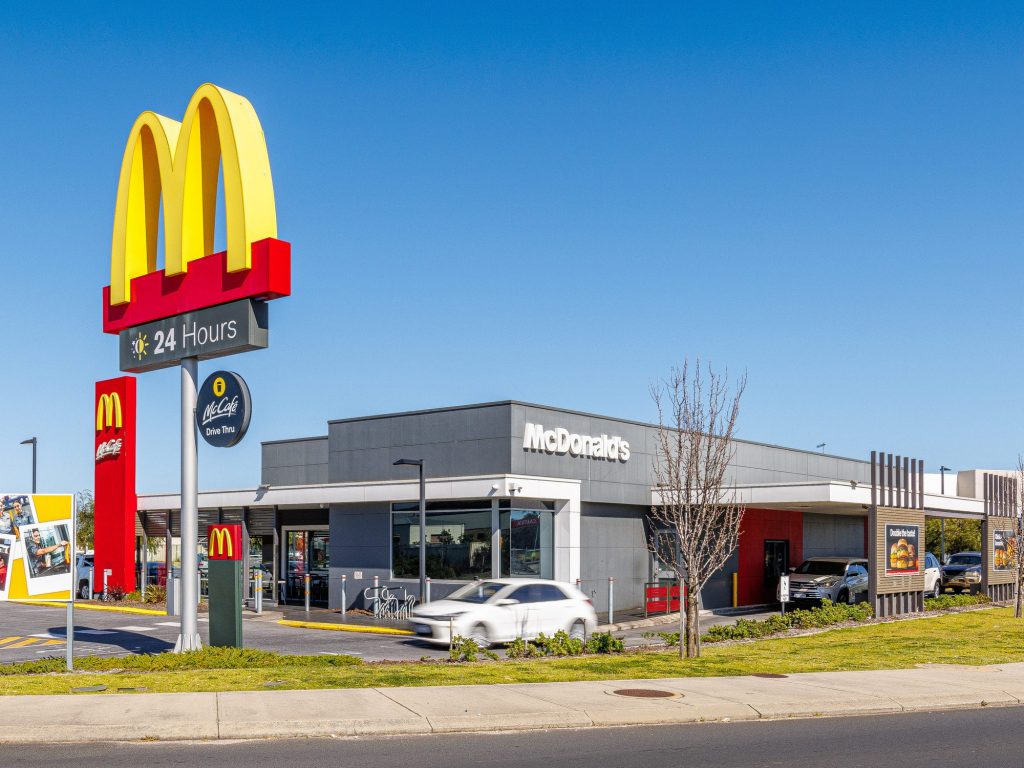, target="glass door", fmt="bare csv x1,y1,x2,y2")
284,529,330,605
